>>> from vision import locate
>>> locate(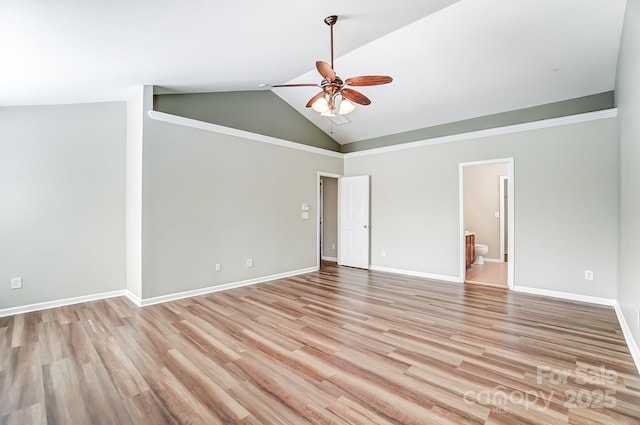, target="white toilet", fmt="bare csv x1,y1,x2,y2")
475,244,489,265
